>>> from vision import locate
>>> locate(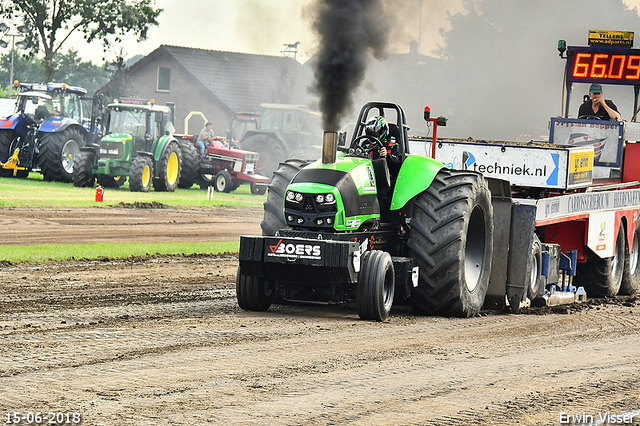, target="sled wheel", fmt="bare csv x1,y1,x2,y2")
527,234,543,300
575,222,625,297
621,222,640,295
